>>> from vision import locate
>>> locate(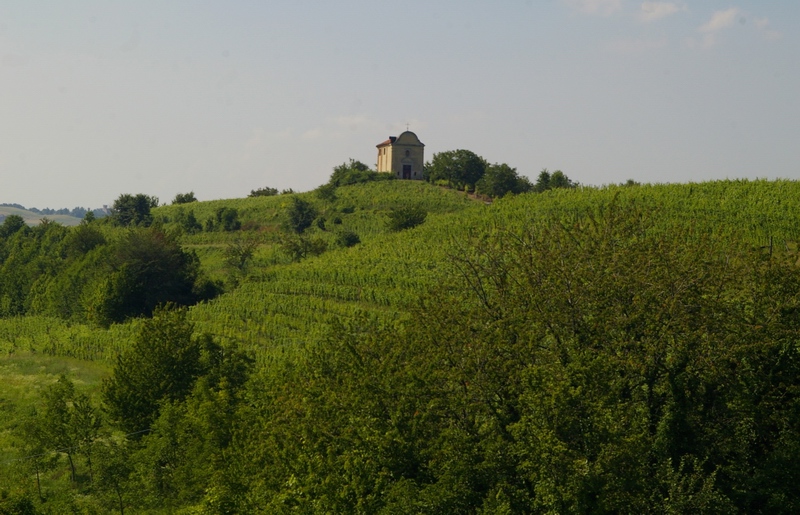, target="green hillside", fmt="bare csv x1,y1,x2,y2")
2,178,800,512
0,206,83,227
169,179,800,360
